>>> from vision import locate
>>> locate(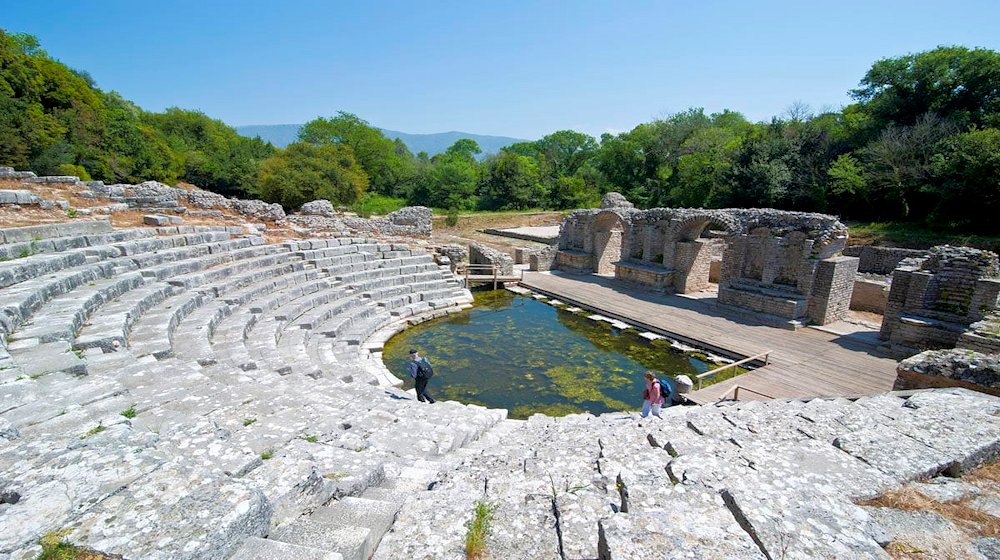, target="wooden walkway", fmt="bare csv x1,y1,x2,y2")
520,272,899,403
